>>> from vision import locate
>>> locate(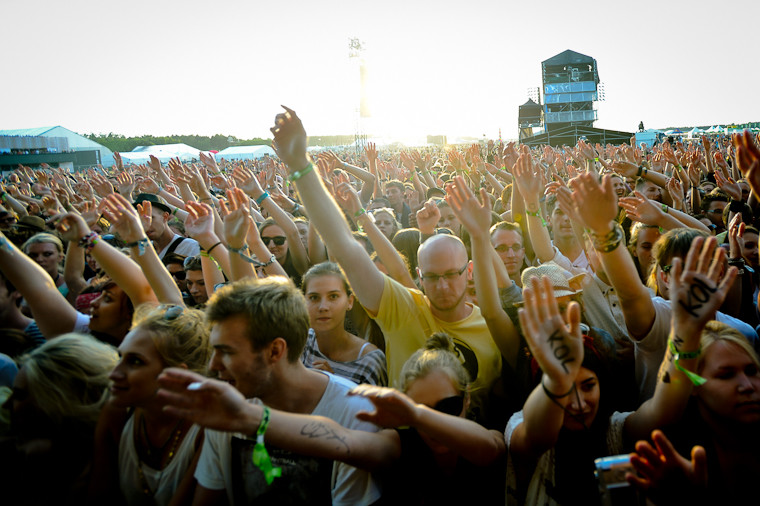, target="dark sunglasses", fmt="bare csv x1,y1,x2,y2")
433,395,464,416
262,236,286,246
171,270,186,280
